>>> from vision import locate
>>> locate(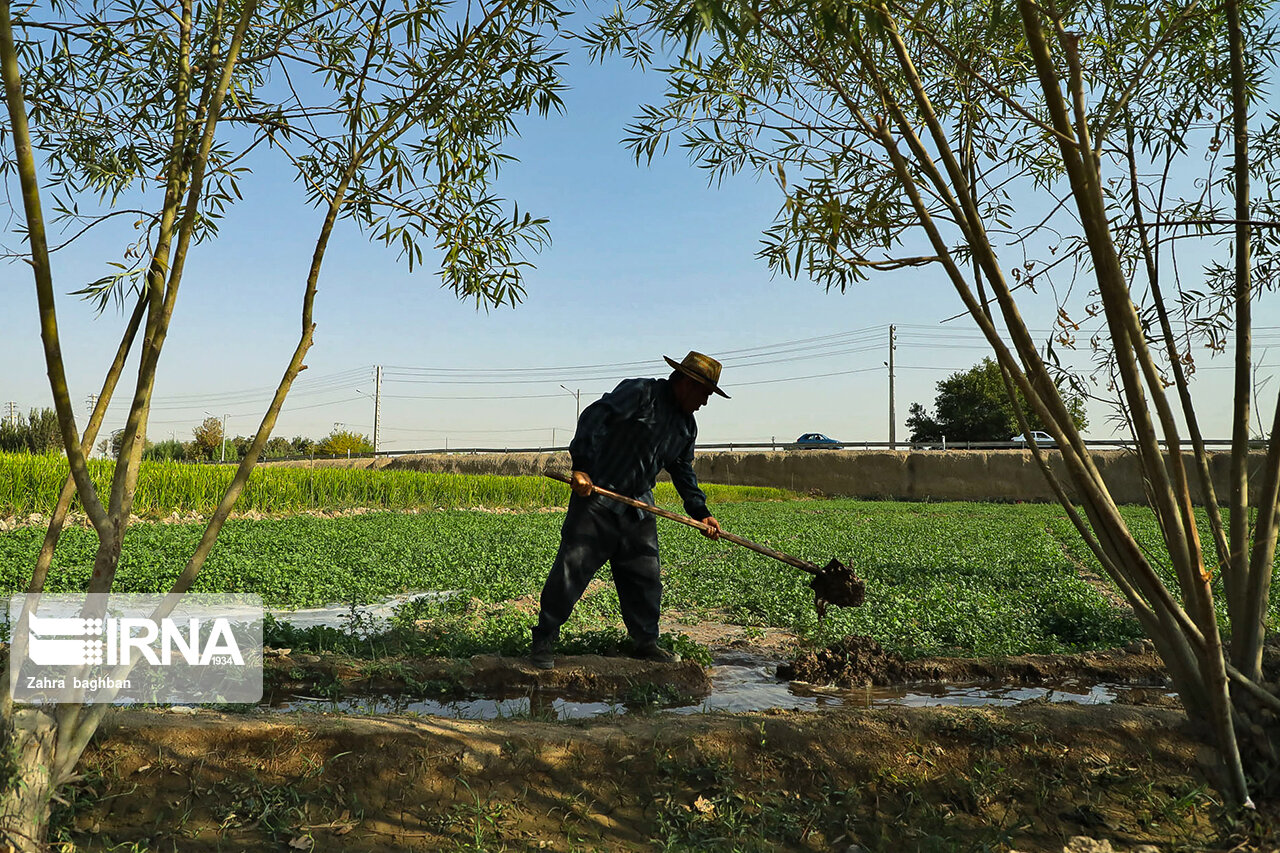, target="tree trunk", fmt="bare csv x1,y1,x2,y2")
0,709,57,852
